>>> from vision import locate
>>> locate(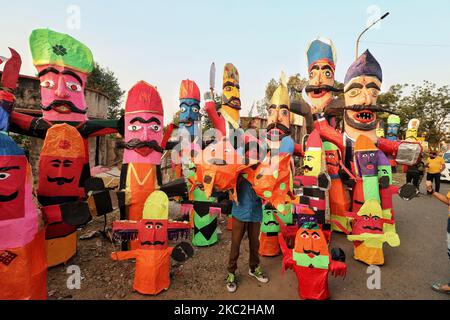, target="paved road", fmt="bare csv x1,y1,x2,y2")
214,181,450,300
